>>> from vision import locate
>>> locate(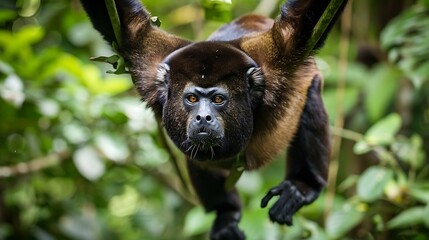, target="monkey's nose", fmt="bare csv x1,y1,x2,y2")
195,114,213,123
